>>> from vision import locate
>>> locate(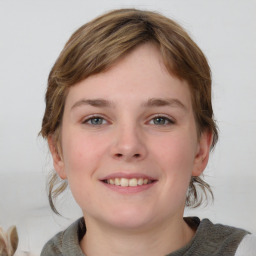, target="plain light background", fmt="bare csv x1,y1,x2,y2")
0,0,256,254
